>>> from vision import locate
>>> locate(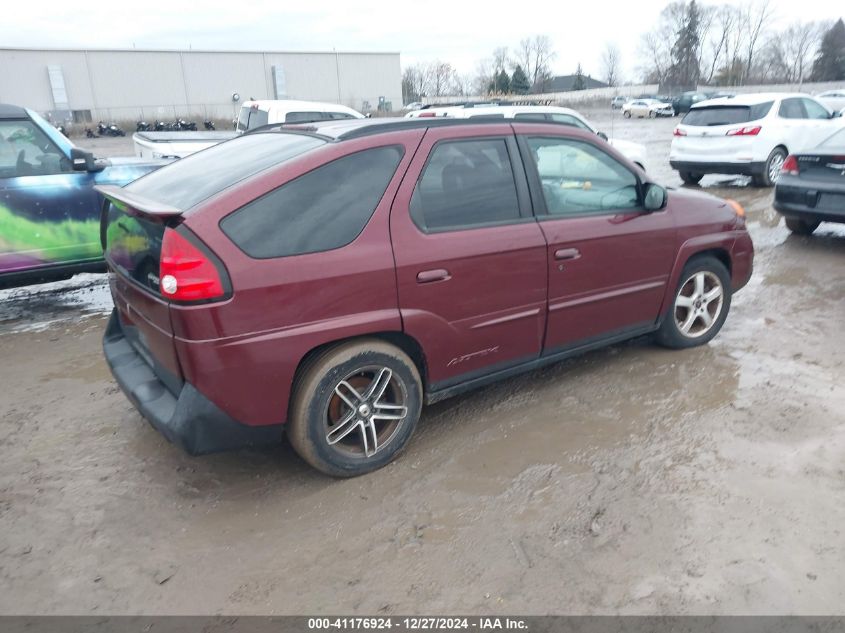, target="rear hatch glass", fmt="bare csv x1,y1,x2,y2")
124,132,325,211
682,102,773,126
